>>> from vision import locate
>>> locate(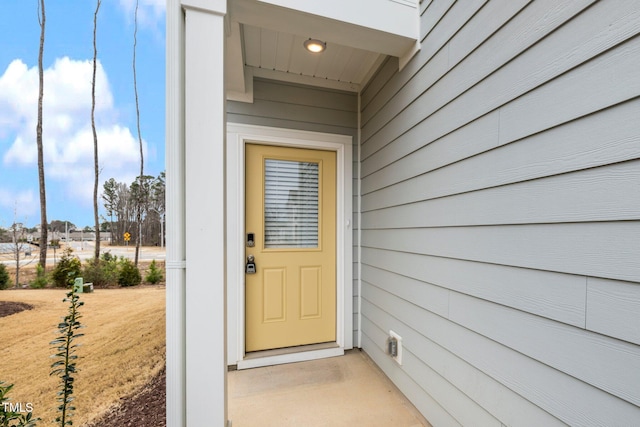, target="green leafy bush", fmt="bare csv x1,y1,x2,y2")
144,260,163,285
0,263,9,290
117,259,141,287
51,248,82,288
30,264,48,289
0,382,38,426
82,253,119,287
